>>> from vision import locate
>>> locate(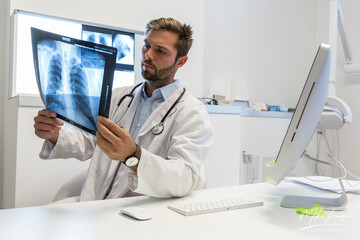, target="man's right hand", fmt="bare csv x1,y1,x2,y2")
34,109,64,145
